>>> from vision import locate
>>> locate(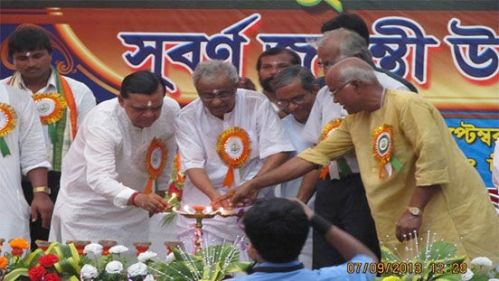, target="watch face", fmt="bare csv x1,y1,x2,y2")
408,207,421,216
